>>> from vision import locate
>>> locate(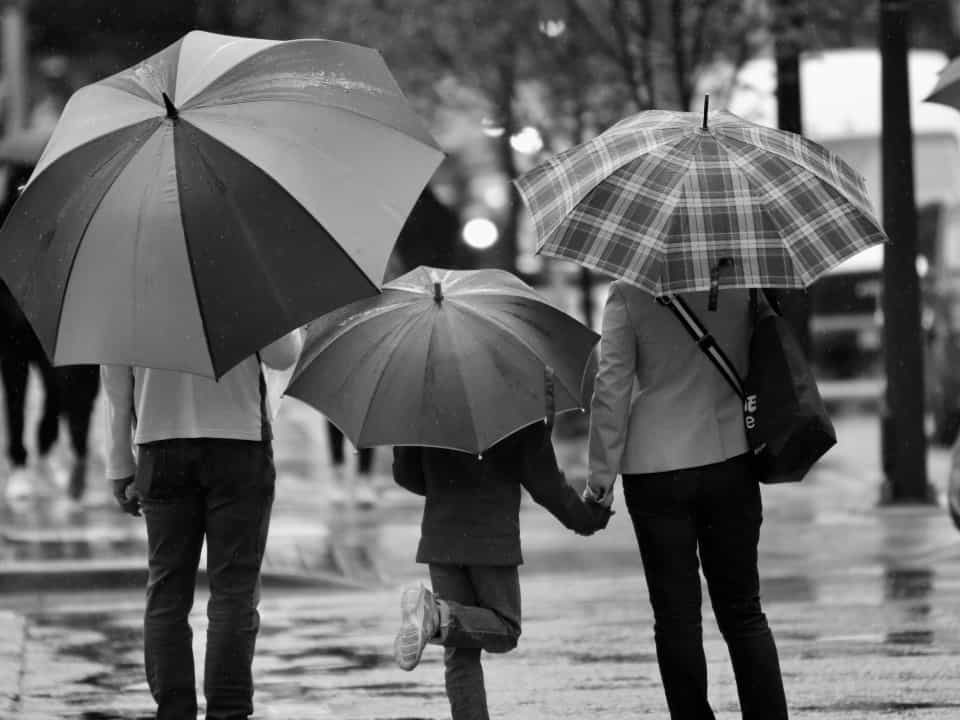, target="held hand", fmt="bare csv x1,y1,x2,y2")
582,478,615,509
111,475,141,517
